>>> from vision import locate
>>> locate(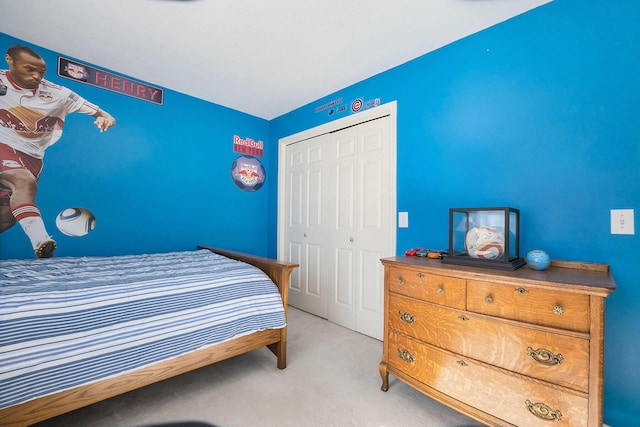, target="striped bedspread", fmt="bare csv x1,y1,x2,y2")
0,249,285,410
